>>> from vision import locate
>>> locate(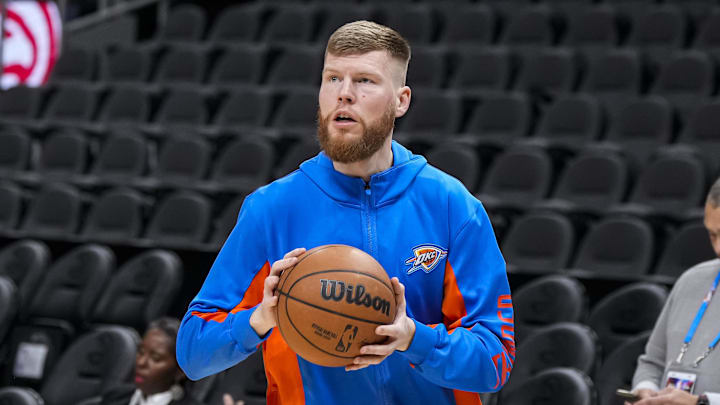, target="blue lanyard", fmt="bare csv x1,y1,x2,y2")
676,269,720,367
